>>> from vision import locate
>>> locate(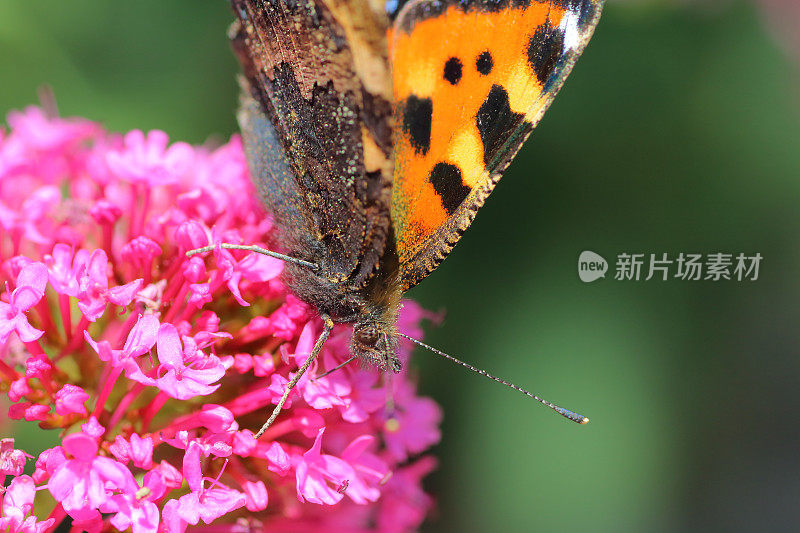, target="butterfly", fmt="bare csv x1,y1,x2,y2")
195,0,604,436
